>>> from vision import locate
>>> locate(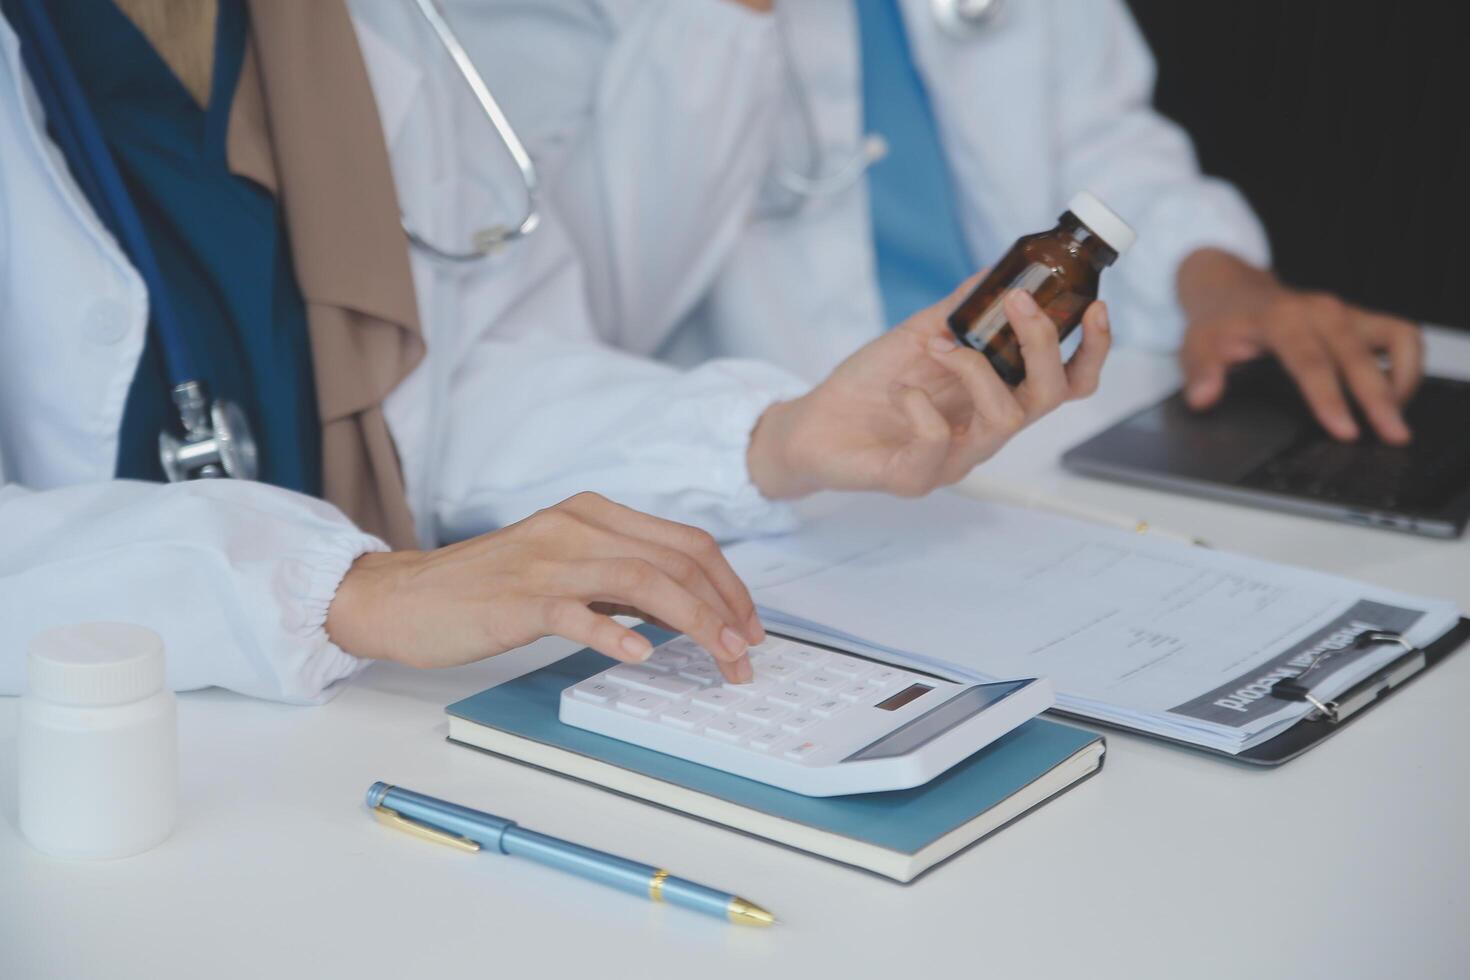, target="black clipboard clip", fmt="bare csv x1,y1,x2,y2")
1269,630,1427,723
